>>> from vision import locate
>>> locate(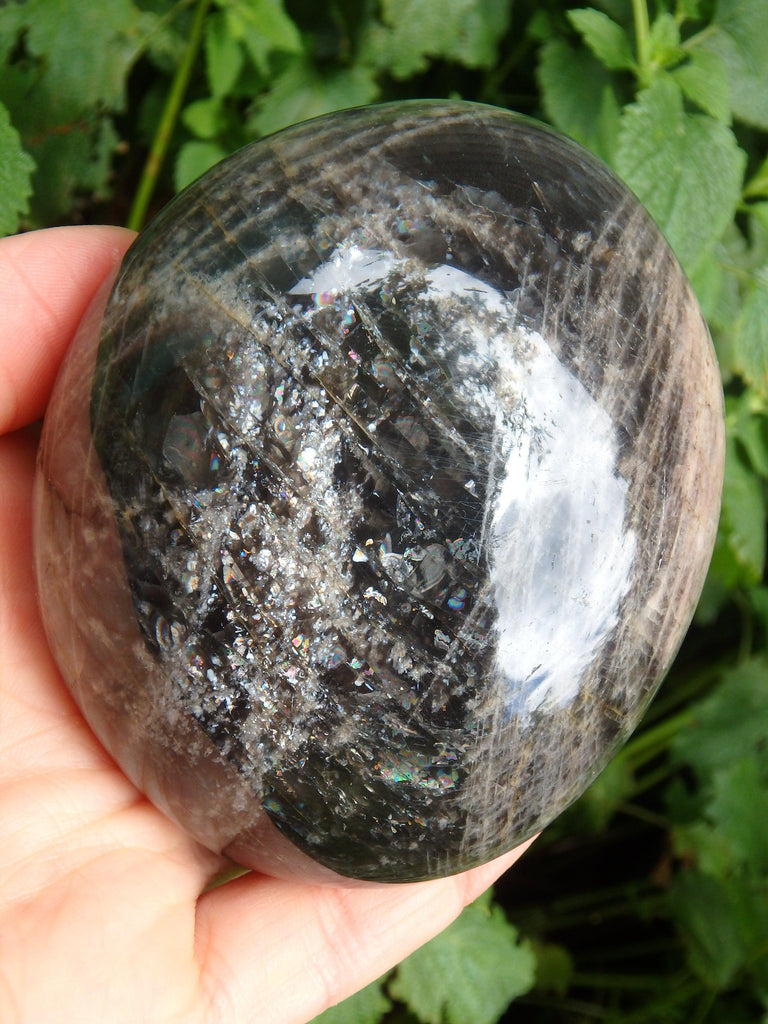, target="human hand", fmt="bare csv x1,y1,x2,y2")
0,227,531,1024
